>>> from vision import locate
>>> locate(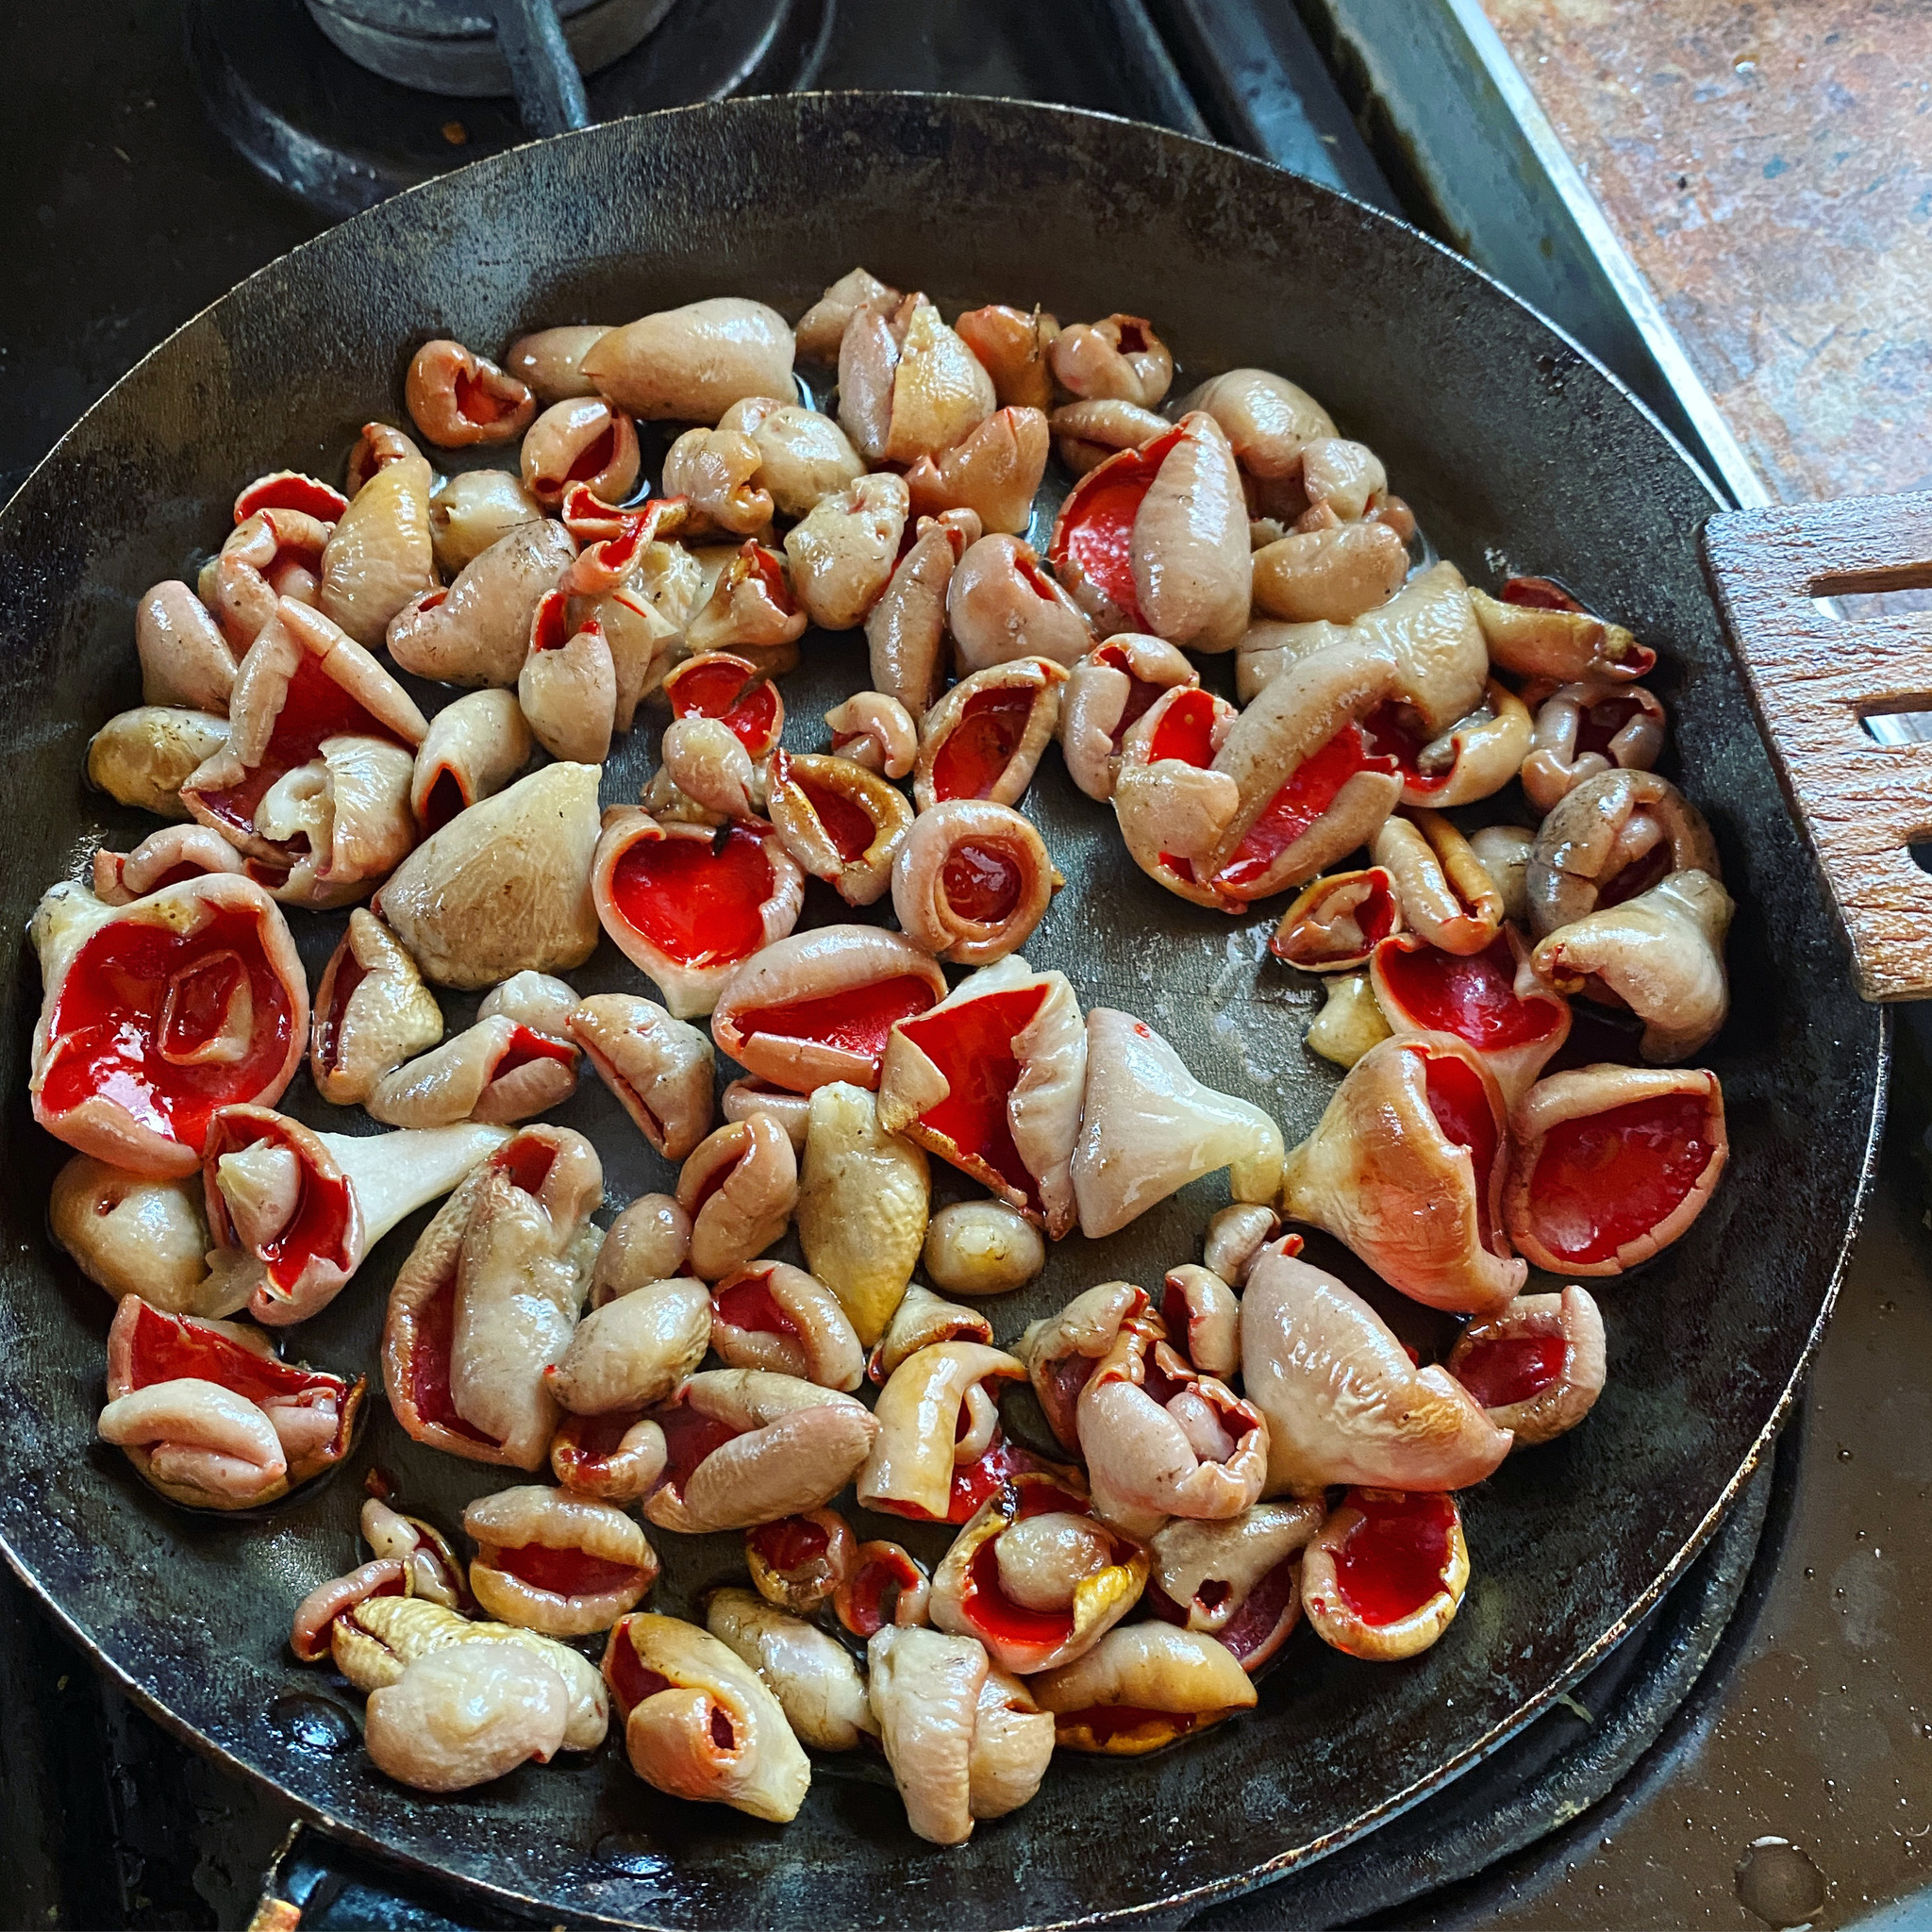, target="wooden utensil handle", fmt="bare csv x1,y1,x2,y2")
1702,491,1932,1001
